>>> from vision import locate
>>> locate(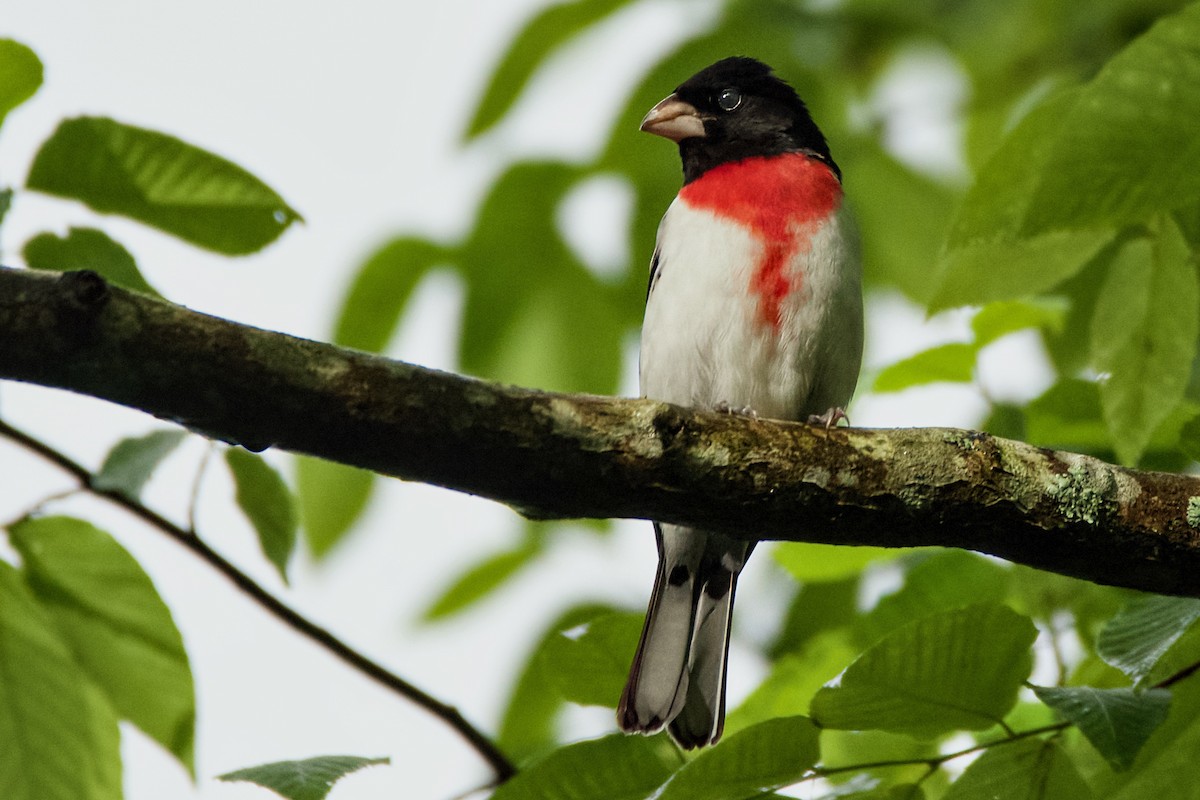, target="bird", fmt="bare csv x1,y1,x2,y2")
617,56,864,749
